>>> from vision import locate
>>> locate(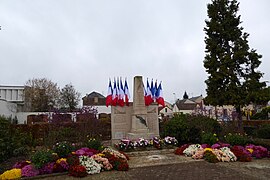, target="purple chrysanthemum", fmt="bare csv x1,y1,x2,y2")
39,162,55,175
21,165,39,177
